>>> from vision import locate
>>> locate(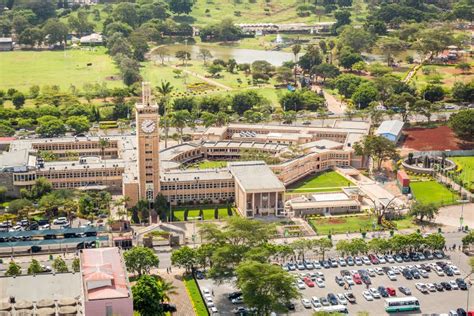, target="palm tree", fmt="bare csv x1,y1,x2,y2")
157,279,177,302
98,137,109,159
156,81,175,148
292,44,302,85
